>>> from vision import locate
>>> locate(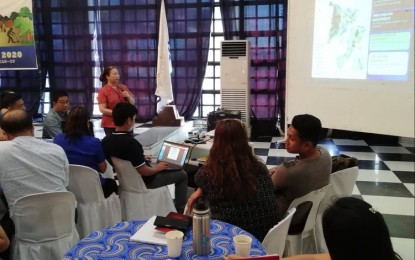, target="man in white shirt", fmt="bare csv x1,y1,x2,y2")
0,109,69,214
